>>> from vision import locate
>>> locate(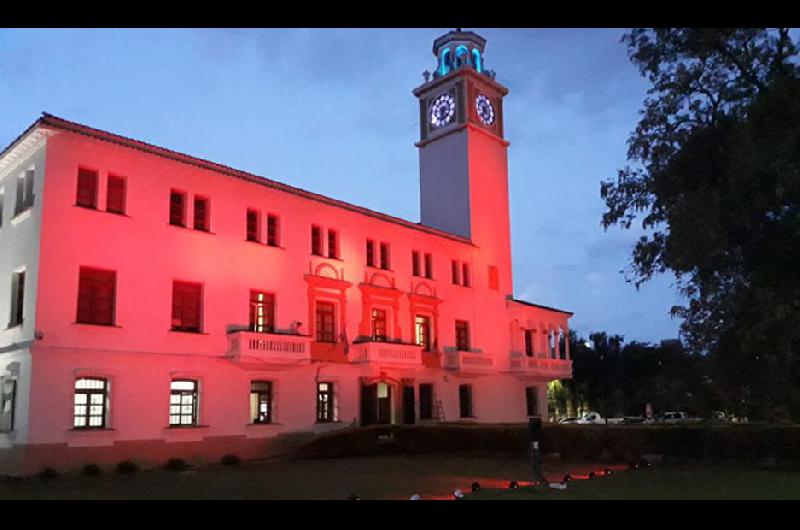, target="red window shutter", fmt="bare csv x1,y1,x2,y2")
412,251,420,276
172,282,201,331
106,175,126,214
267,215,279,246
246,210,259,241
311,226,322,255
366,240,375,267
170,192,185,226
76,169,98,208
